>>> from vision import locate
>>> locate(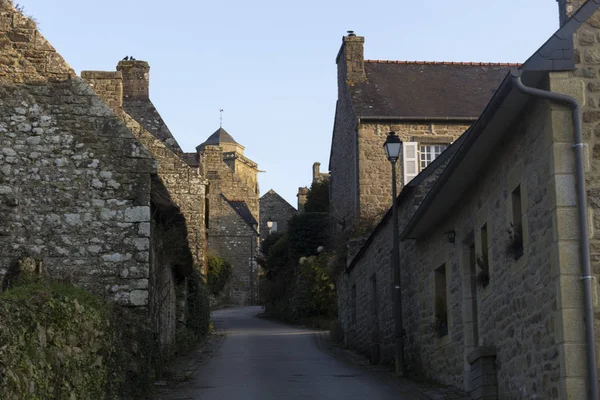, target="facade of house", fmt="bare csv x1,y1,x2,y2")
184,128,260,305
0,0,205,351
329,33,514,231
336,1,600,398
259,189,297,241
